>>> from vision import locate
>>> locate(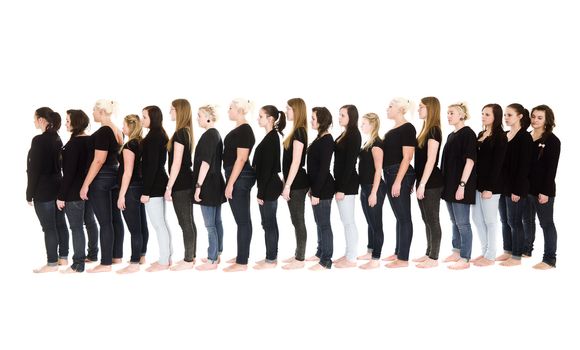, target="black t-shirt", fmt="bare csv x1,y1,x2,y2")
118,139,142,185
193,128,226,206
414,126,443,189
168,128,193,192
141,128,169,197
58,135,90,202
307,134,335,199
358,139,383,185
223,124,255,169
26,132,63,202
282,127,309,190
441,126,477,204
90,126,120,167
529,133,560,197
383,123,418,167
334,130,361,195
